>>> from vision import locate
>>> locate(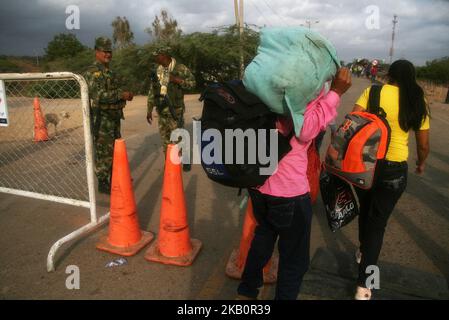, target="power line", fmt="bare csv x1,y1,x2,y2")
261,0,289,26
248,0,272,27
